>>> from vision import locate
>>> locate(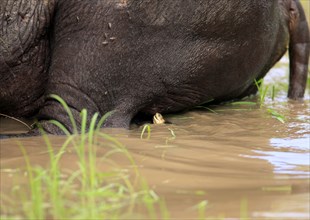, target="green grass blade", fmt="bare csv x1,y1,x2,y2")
95,111,114,132
48,120,71,136
140,124,151,139
49,94,78,134
88,112,99,145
